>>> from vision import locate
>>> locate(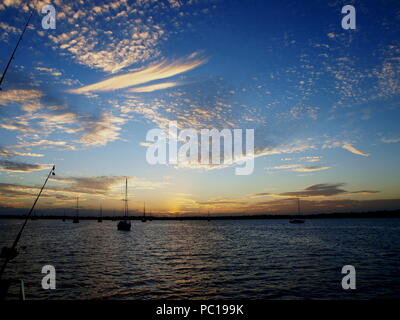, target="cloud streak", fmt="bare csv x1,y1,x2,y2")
0,160,50,172
274,183,379,198
342,143,369,157
128,81,182,93
69,53,207,94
